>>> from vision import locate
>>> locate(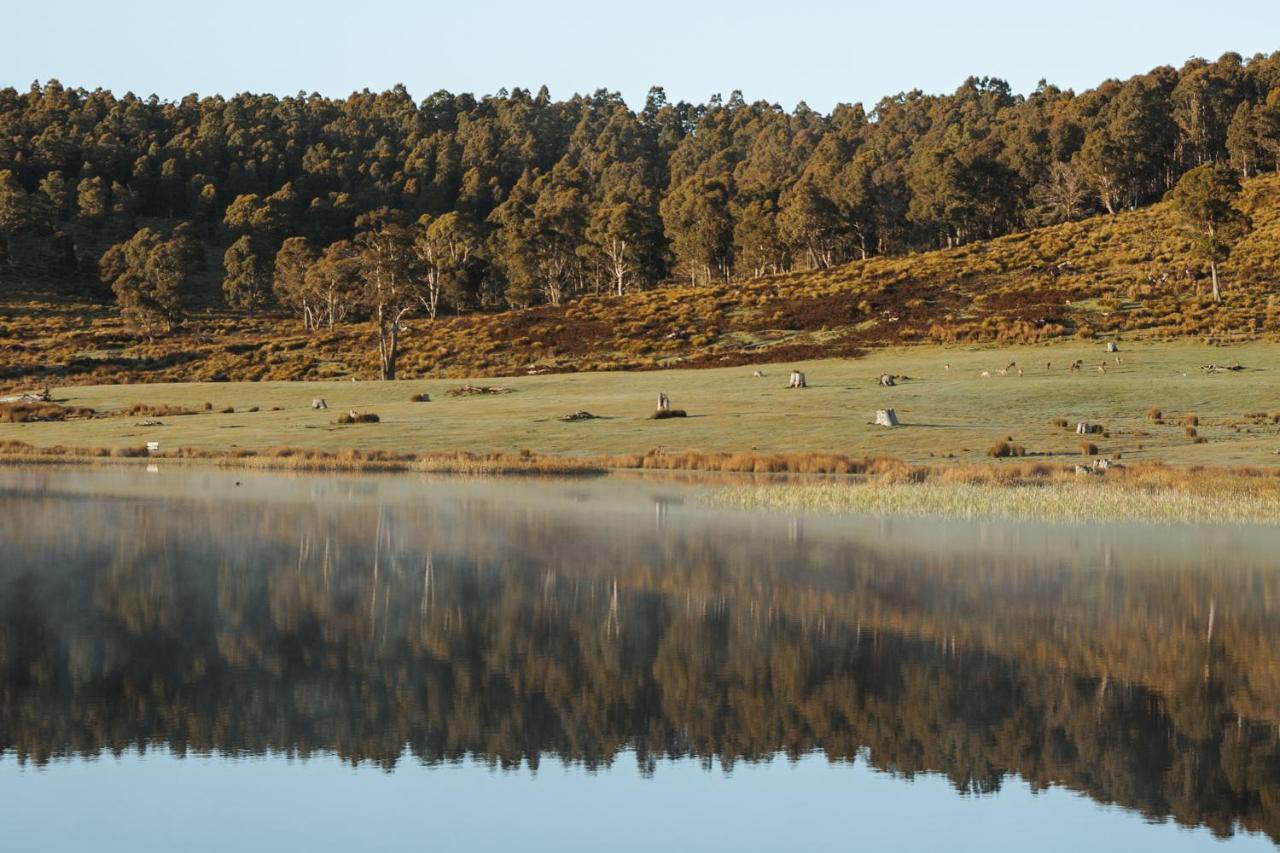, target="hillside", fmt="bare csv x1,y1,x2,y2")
2,173,1278,388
